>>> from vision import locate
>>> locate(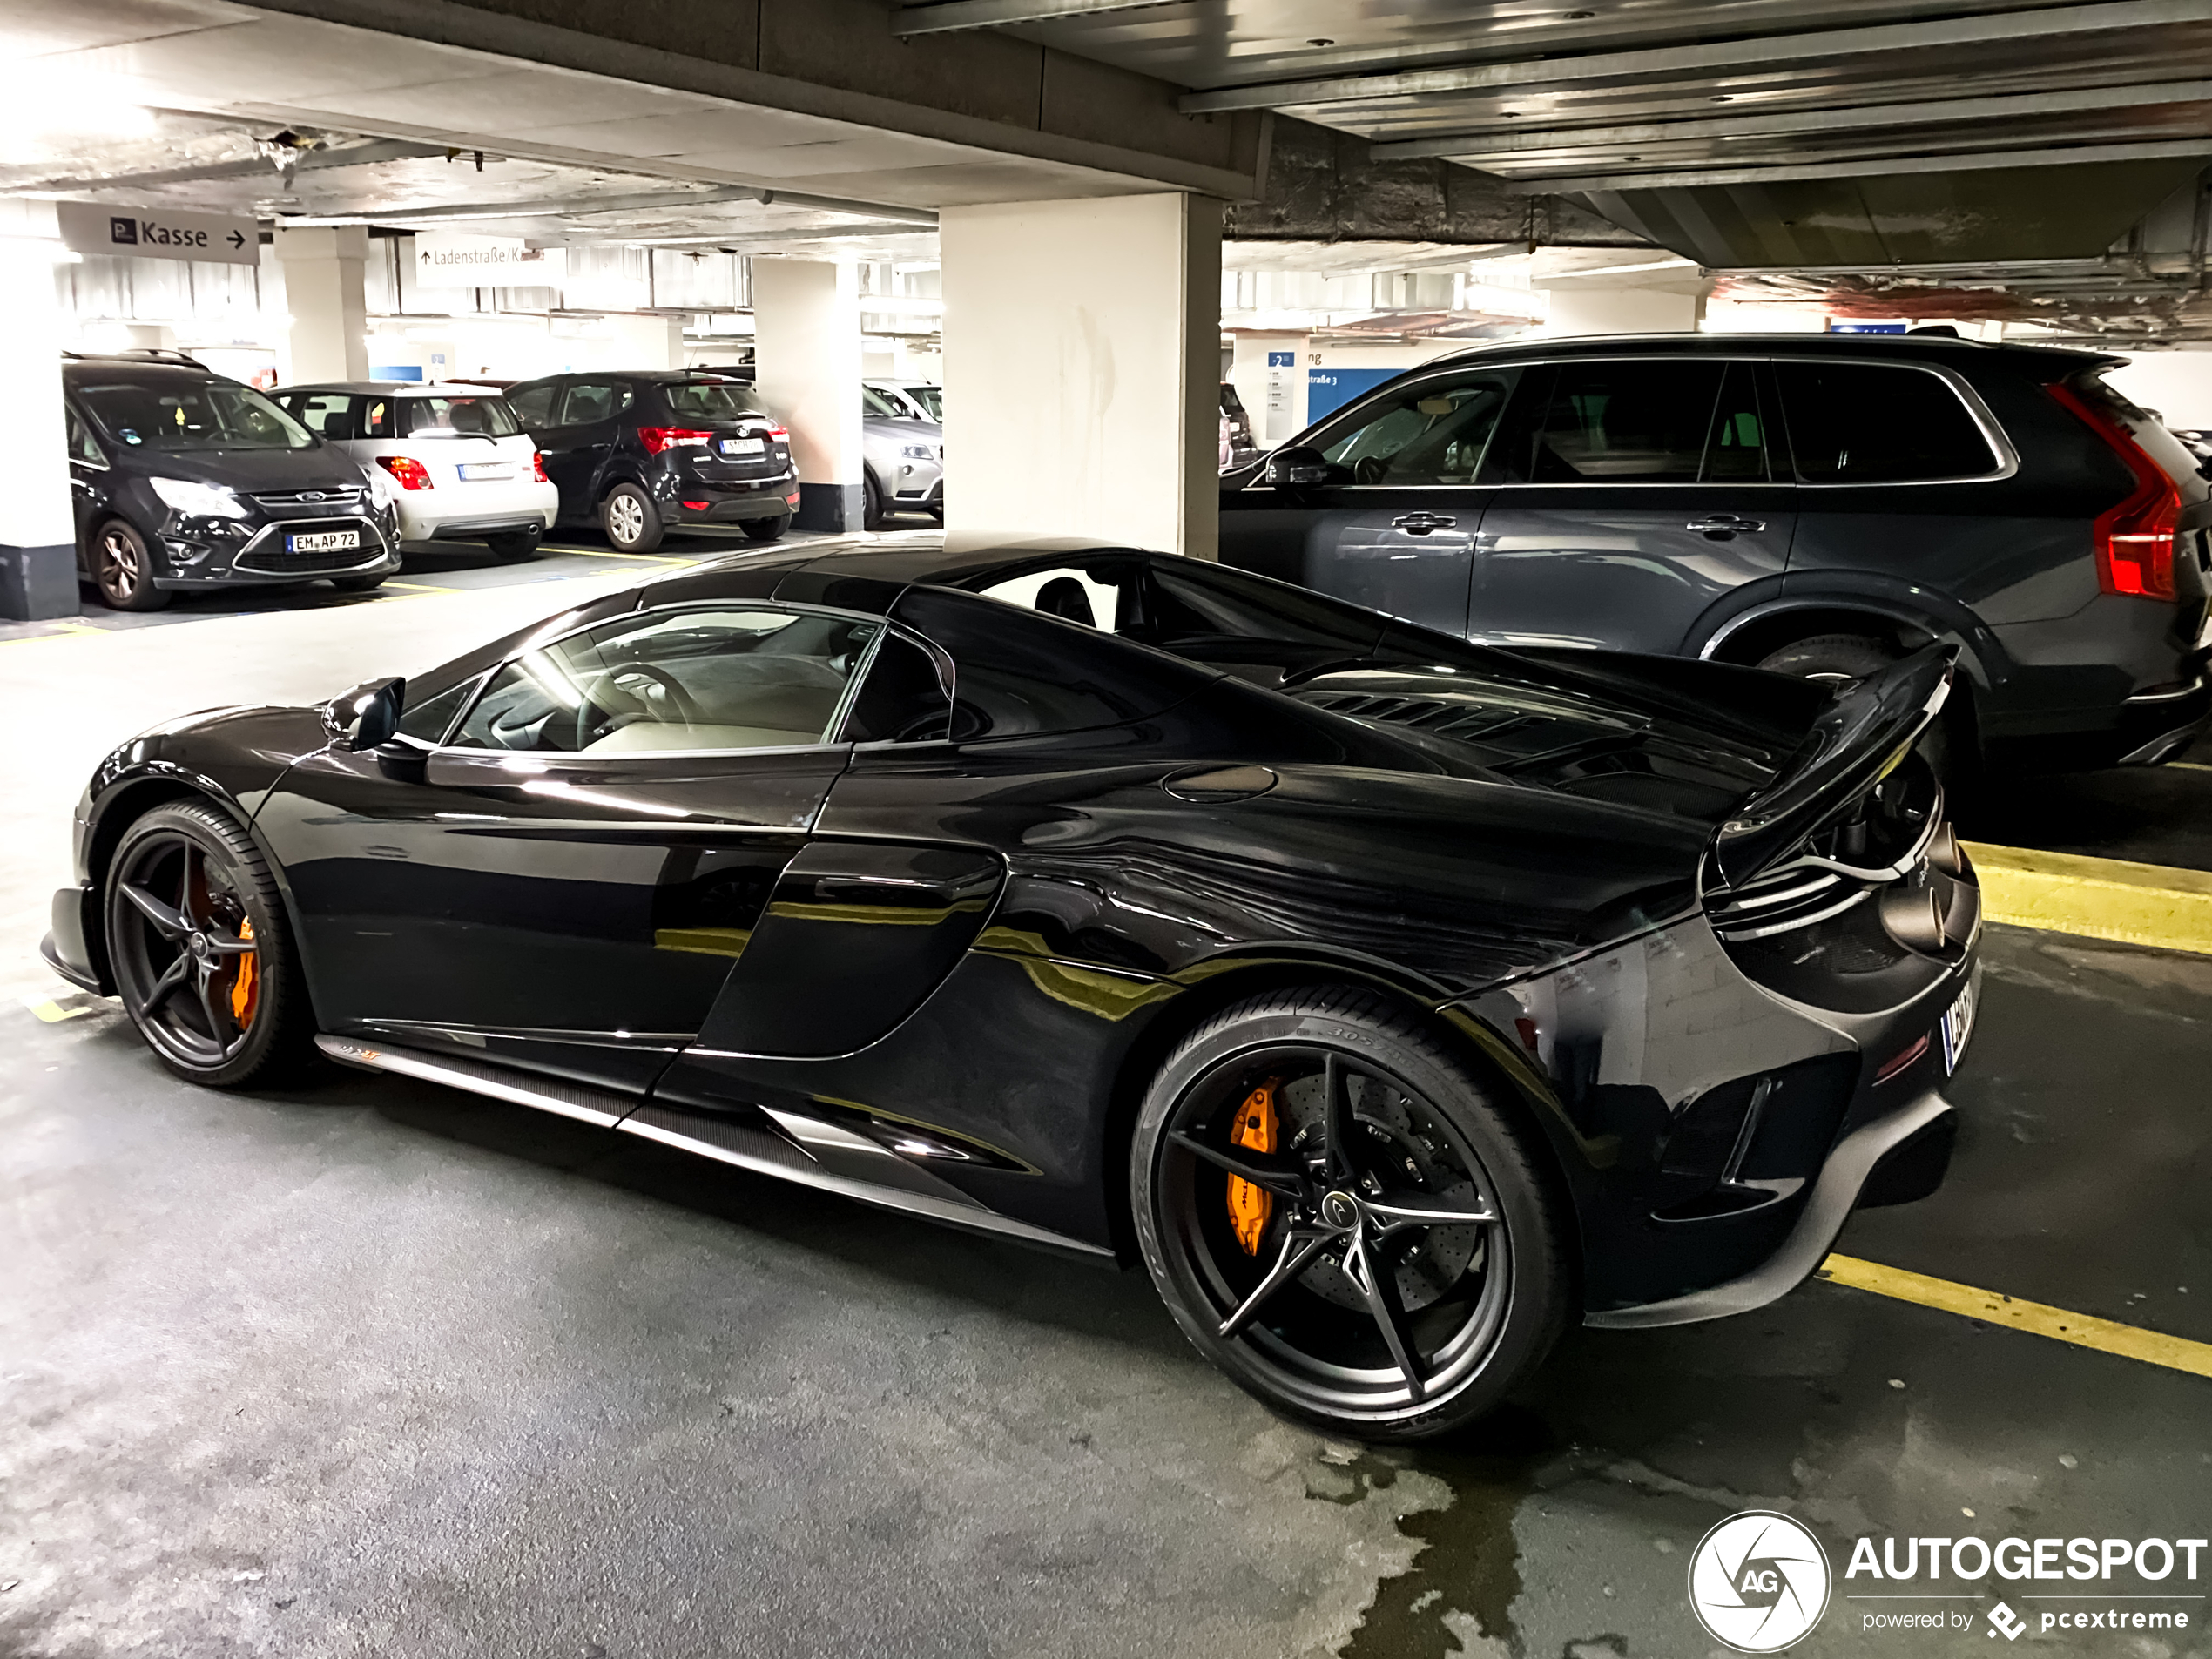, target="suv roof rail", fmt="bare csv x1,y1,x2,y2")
62,347,210,368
